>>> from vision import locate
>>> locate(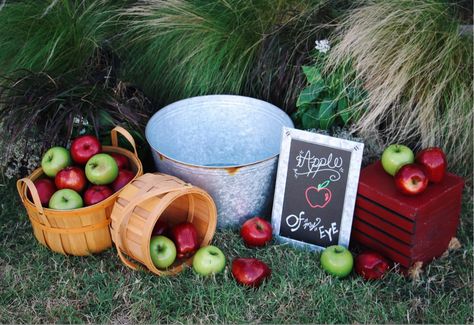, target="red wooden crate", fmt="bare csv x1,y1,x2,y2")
351,161,464,269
